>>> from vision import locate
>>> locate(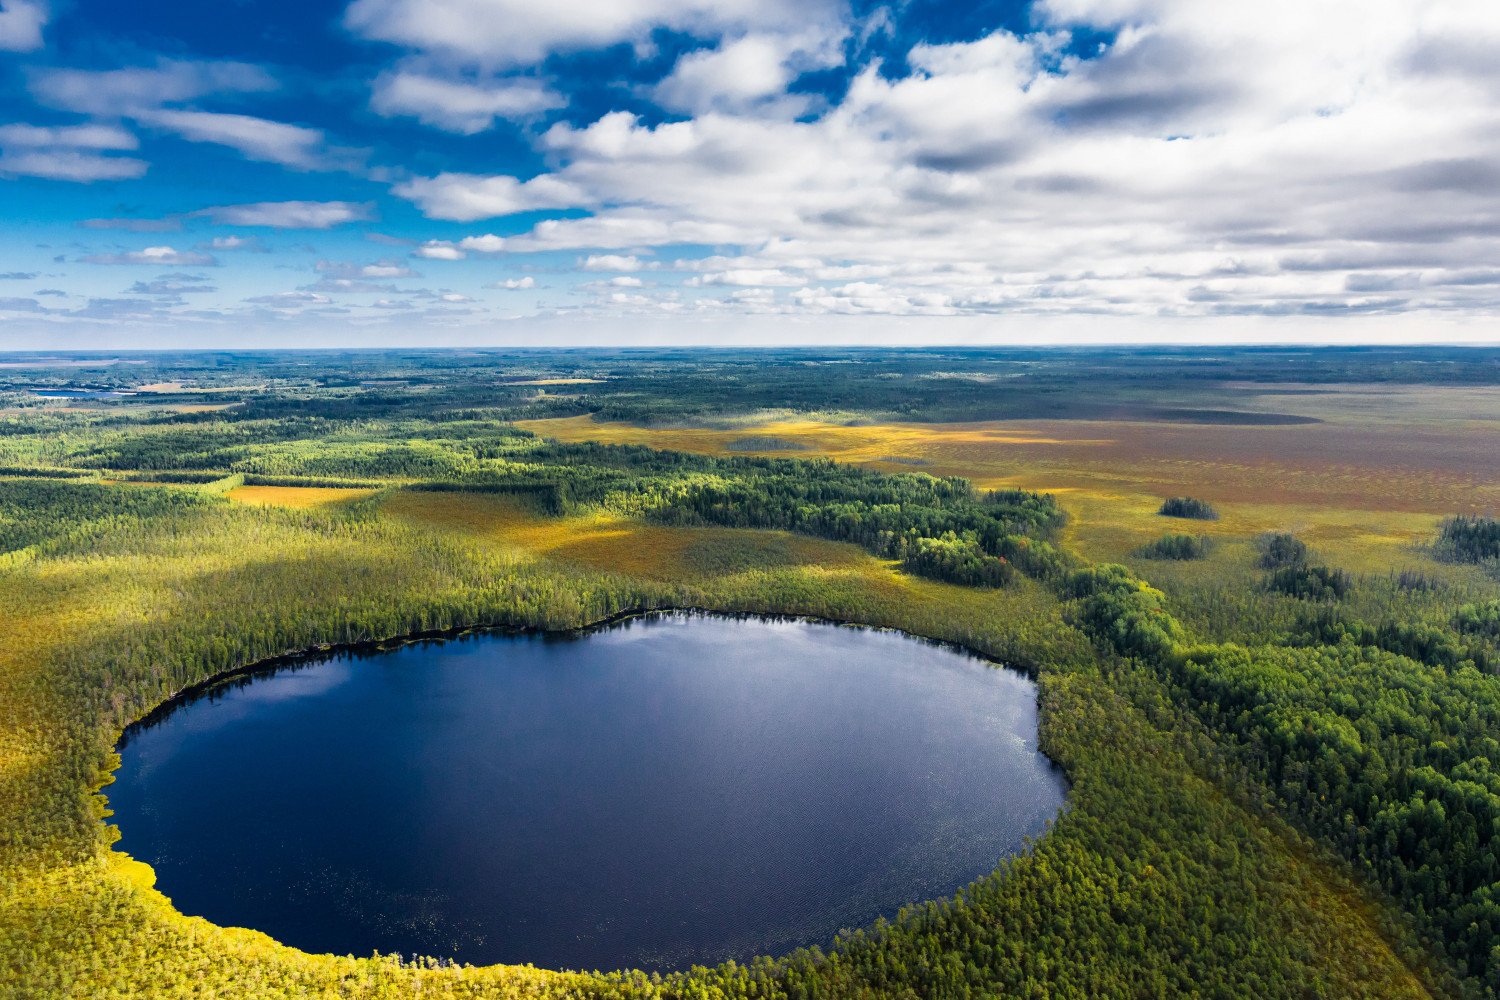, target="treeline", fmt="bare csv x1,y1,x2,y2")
646,473,1069,585
1137,533,1212,560
1440,515,1500,564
